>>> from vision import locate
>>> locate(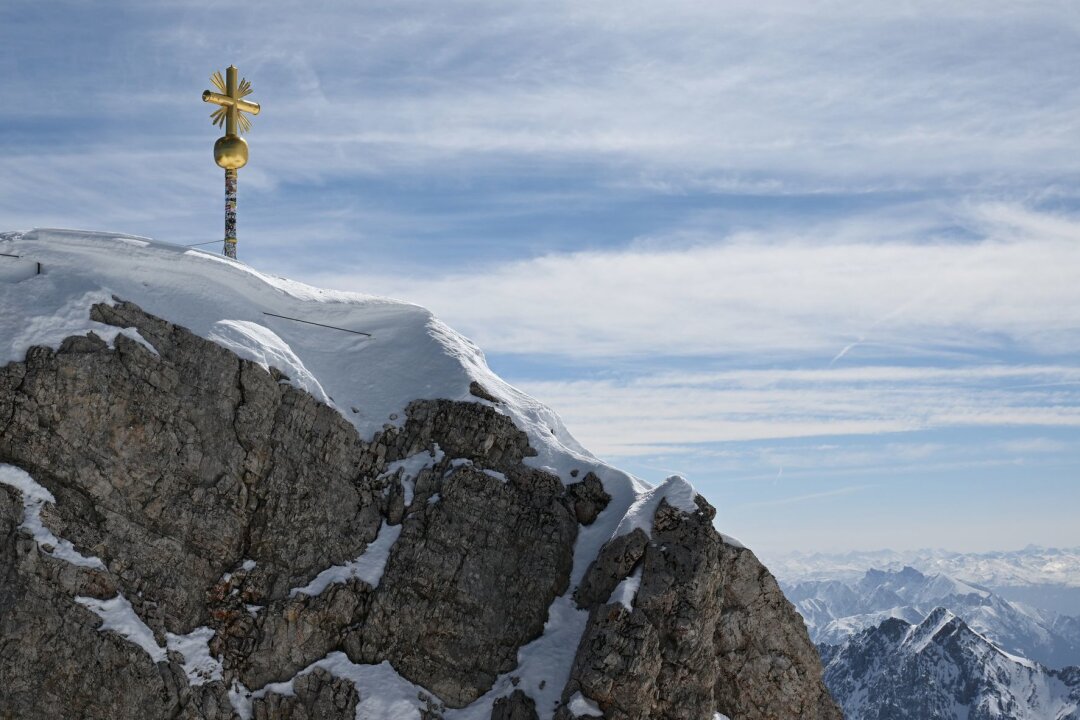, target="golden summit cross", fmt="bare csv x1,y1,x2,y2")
202,66,261,259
